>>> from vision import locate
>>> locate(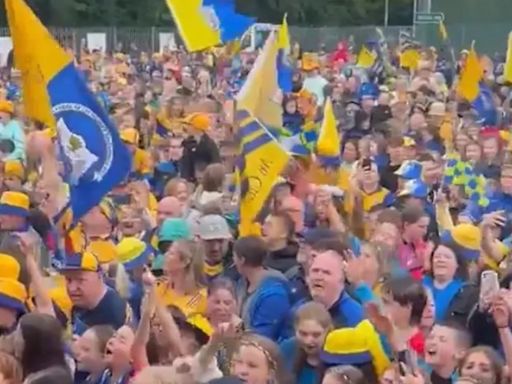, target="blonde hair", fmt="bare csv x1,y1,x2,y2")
294,301,333,331
171,240,205,293
164,178,189,198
